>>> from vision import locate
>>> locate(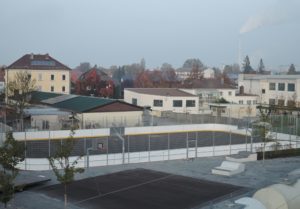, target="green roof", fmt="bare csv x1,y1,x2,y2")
52,96,115,112
31,91,62,102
